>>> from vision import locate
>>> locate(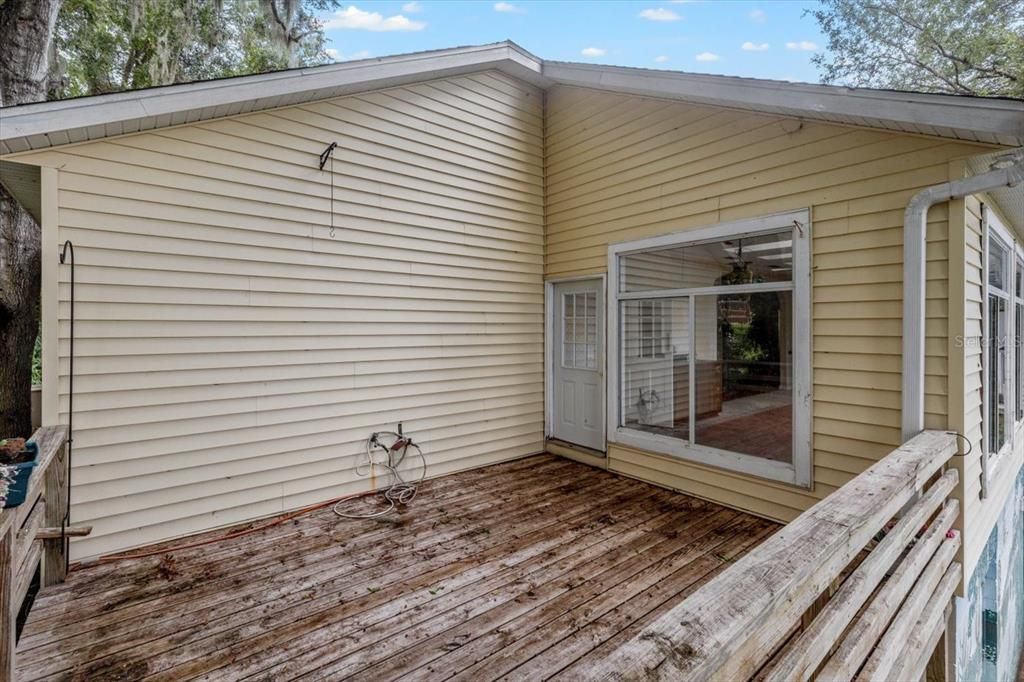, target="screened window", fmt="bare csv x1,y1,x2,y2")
610,211,811,487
